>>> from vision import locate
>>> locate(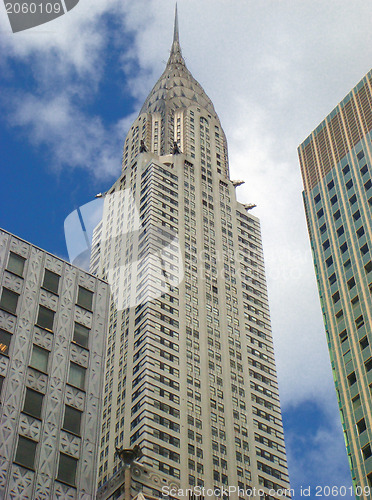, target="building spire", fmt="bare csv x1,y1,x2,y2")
173,3,179,44
168,3,184,65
